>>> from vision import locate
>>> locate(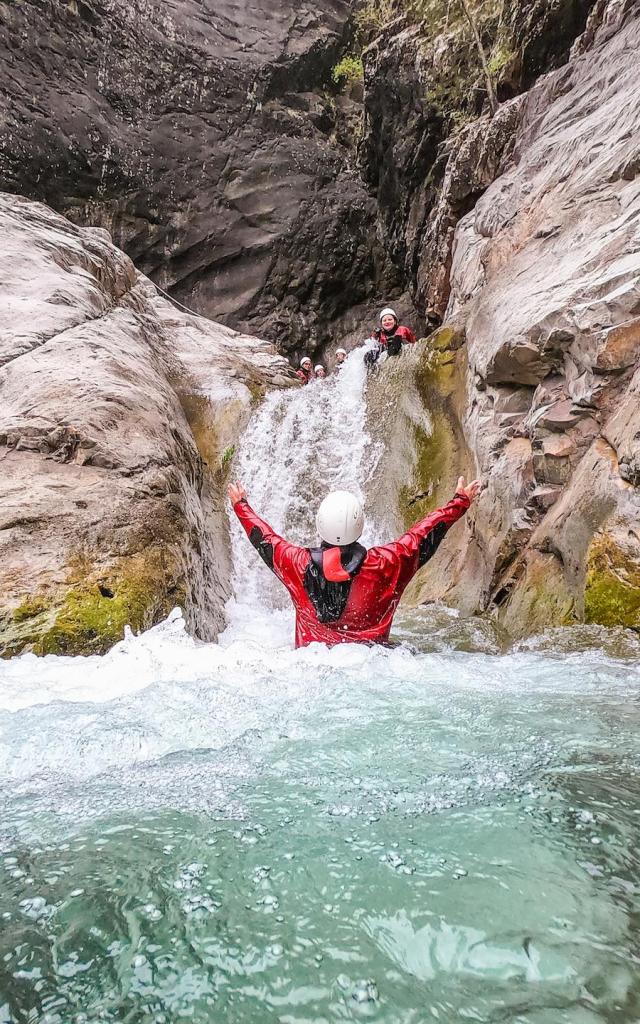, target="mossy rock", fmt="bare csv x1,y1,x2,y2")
400,326,469,528
415,328,462,398
584,533,640,629
495,551,576,638
1,549,183,658
398,409,456,529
